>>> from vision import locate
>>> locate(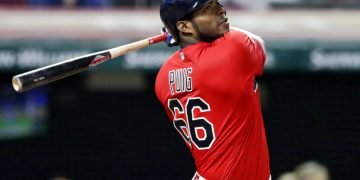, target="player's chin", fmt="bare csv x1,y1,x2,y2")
219,22,230,33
